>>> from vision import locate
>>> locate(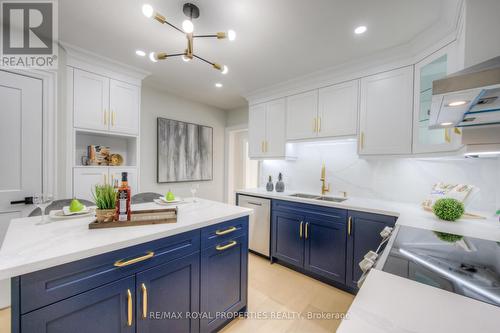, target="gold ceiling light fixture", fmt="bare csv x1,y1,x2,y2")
141,3,235,74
